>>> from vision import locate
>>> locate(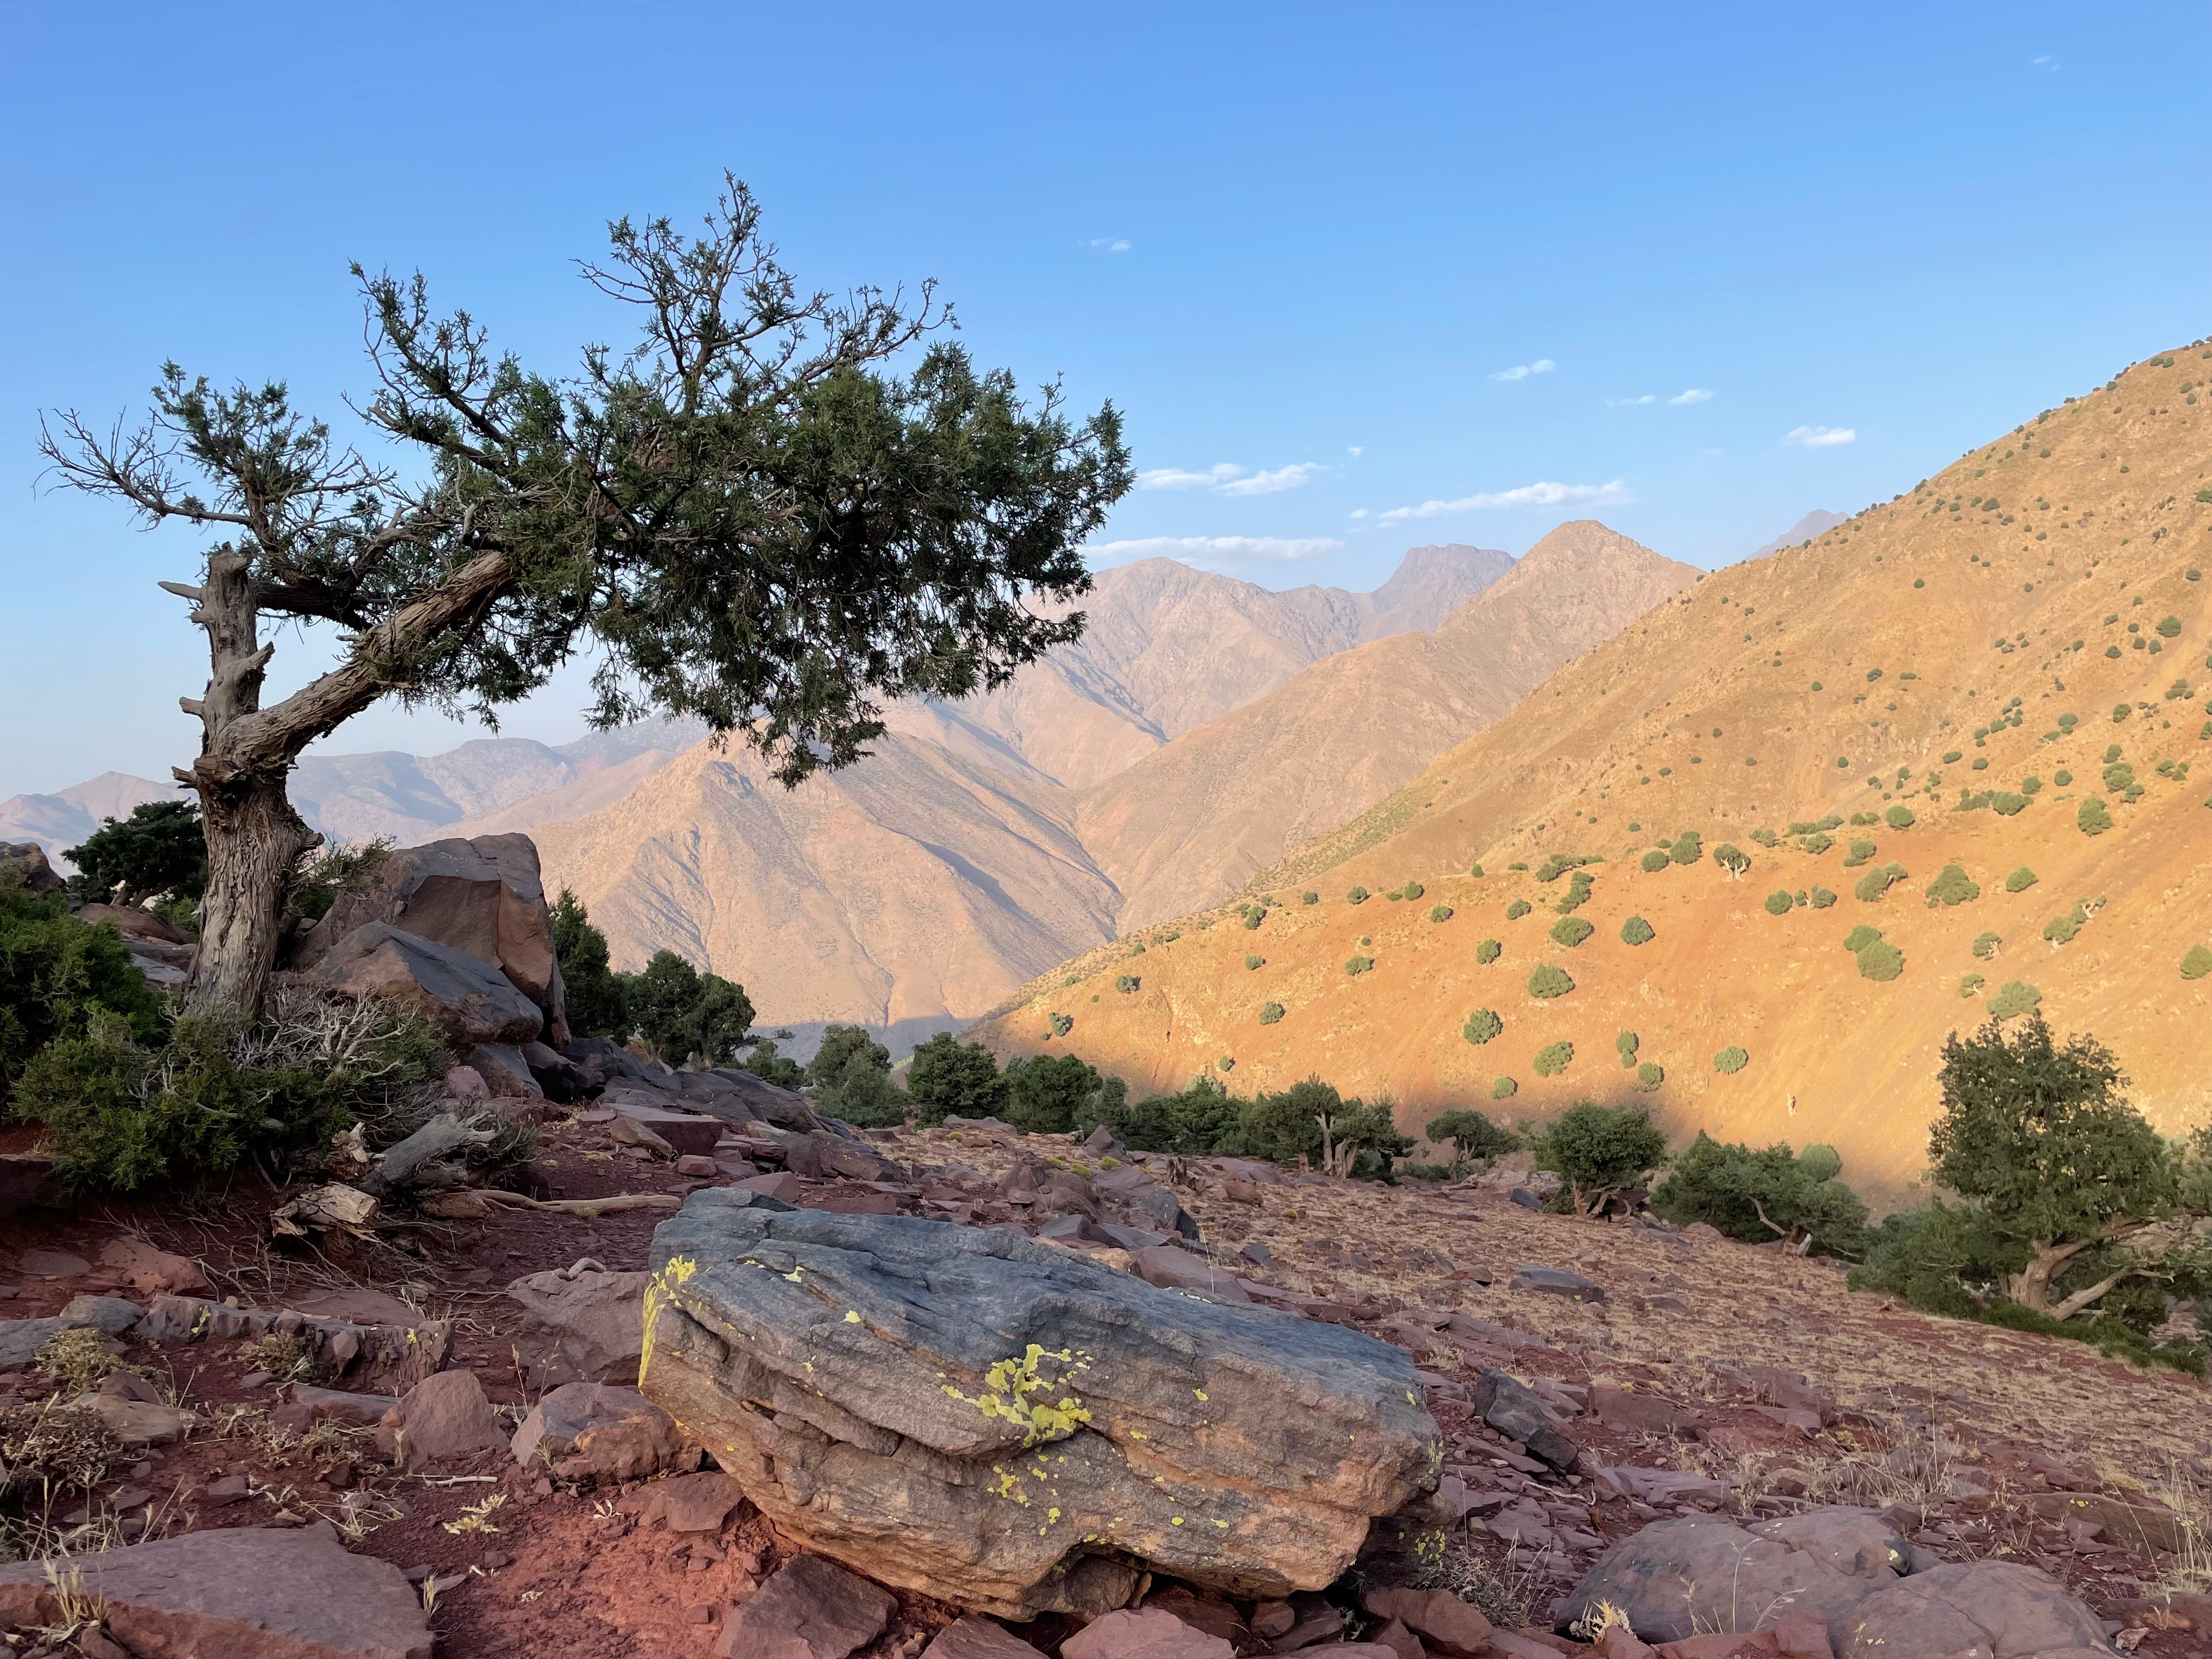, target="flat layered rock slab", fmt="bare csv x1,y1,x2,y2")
0,1522,430,1659
640,1189,1439,1618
